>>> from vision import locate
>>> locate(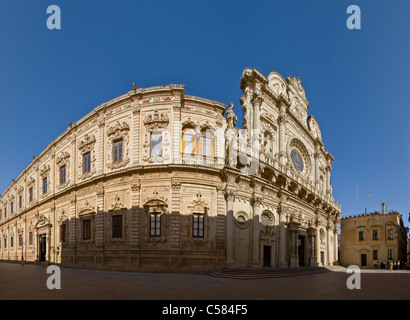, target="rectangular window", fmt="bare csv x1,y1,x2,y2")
387,229,393,240
83,152,91,174
372,230,378,240
4,238,6,249
358,231,364,241
29,232,33,245
43,177,48,195
10,201,13,214
10,236,13,248
193,213,204,238
150,213,161,237
82,219,91,240
373,250,378,260
60,224,67,243
4,207,7,218
19,234,23,247
112,215,123,238
29,187,33,202
19,195,22,209
60,165,66,185
113,140,123,163
388,249,393,260
150,131,162,157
